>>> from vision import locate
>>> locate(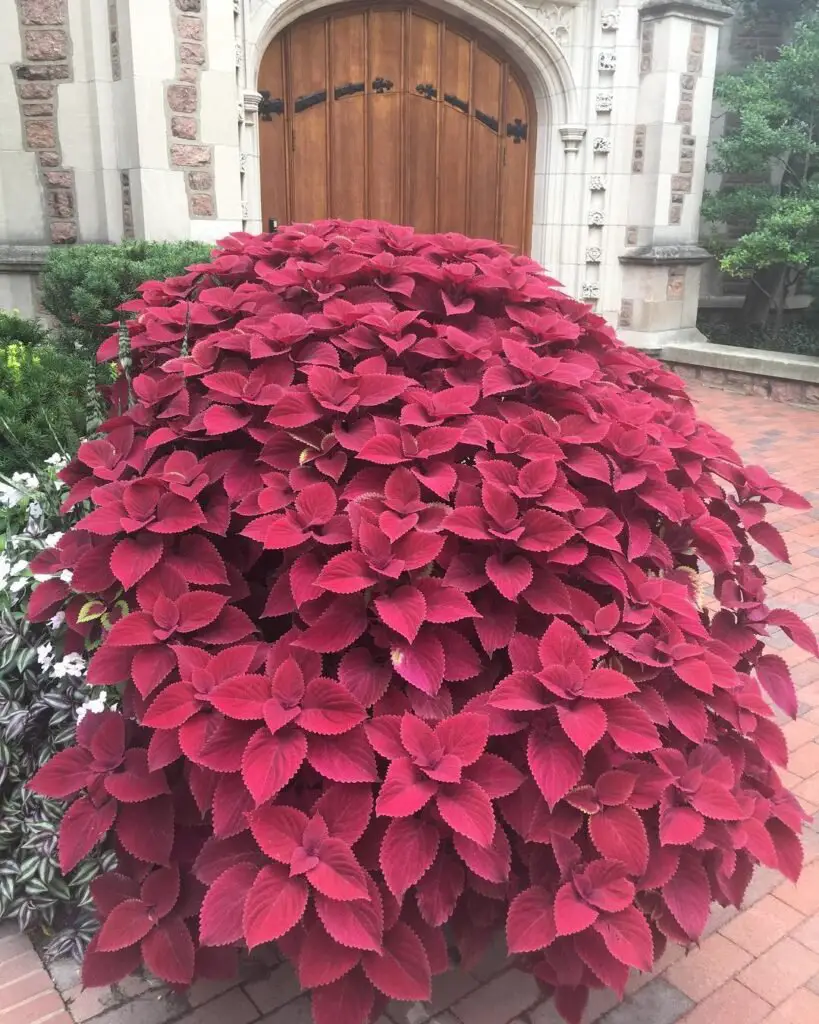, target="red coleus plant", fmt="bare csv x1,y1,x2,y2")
29,221,815,1023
